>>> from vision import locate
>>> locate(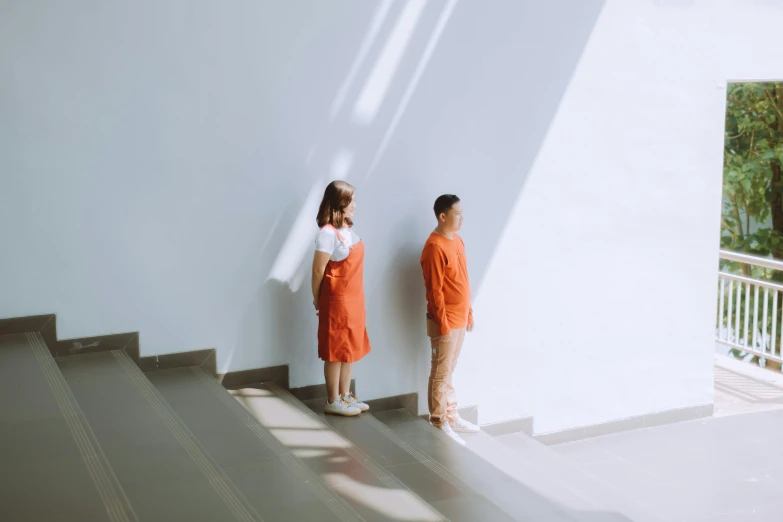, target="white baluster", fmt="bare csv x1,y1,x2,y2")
727,280,734,343
719,278,726,340
774,290,779,357
763,287,769,355
744,282,750,347
753,284,760,351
